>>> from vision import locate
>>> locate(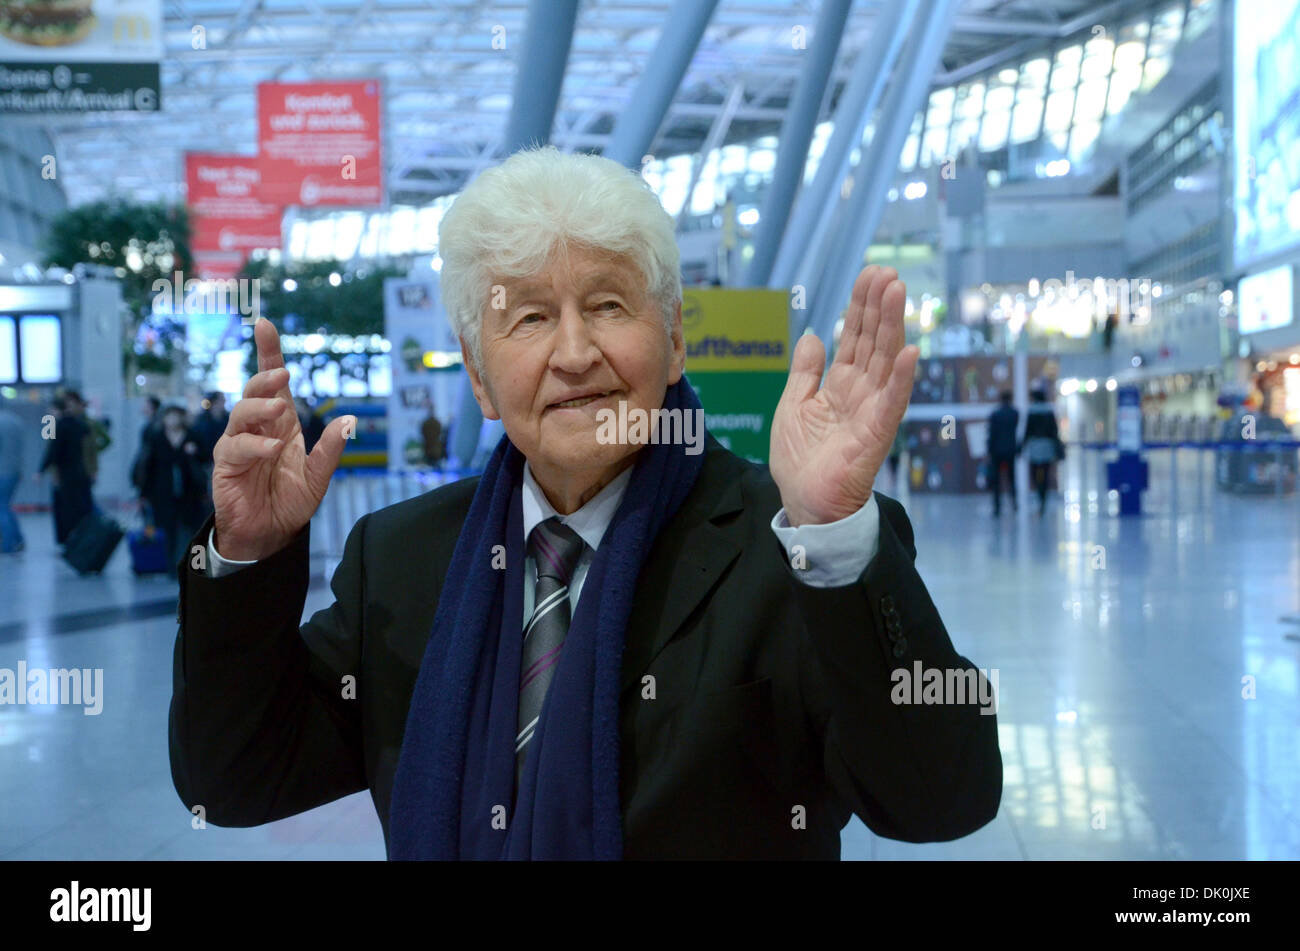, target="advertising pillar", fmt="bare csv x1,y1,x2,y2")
383,276,461,471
